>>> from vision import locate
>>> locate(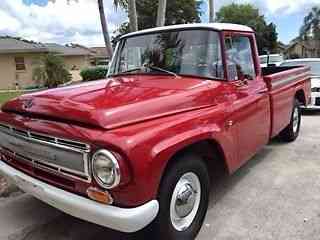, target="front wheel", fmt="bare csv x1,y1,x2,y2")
279,99,301,142
151,154,210,240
